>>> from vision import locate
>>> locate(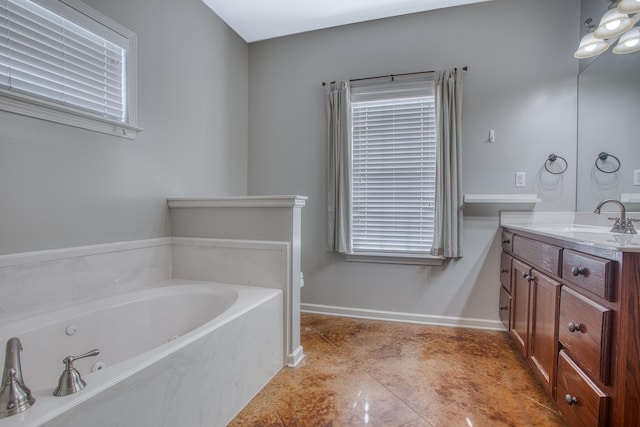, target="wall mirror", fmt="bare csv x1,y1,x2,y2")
576,45,640,211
